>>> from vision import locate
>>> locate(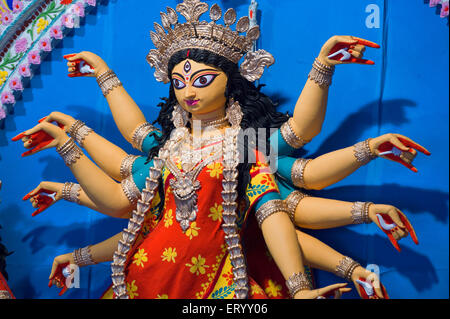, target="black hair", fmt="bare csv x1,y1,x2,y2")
0,225,13,280
147,49,289,214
